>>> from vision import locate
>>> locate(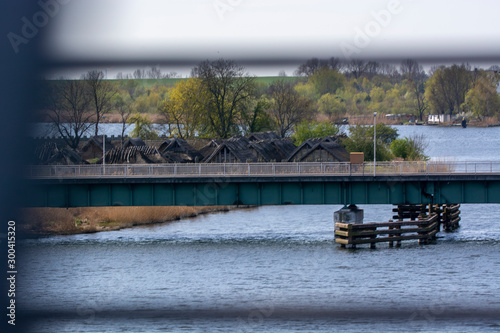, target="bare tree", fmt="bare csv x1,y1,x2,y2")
324,57,344,72
268,80,312,138
147,65,163,79
295,57,344,76
278,70,287,77
192,59,256,138
294,58,321,76
45,80,93,149
113,93,132,147
365,61,381,79
346,59,368,79
401,59,428,120
83,70,117,136
133,69,146,79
